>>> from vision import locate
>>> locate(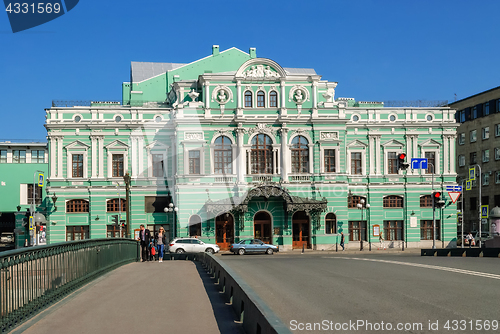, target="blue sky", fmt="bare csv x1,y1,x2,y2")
1,0,499,140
